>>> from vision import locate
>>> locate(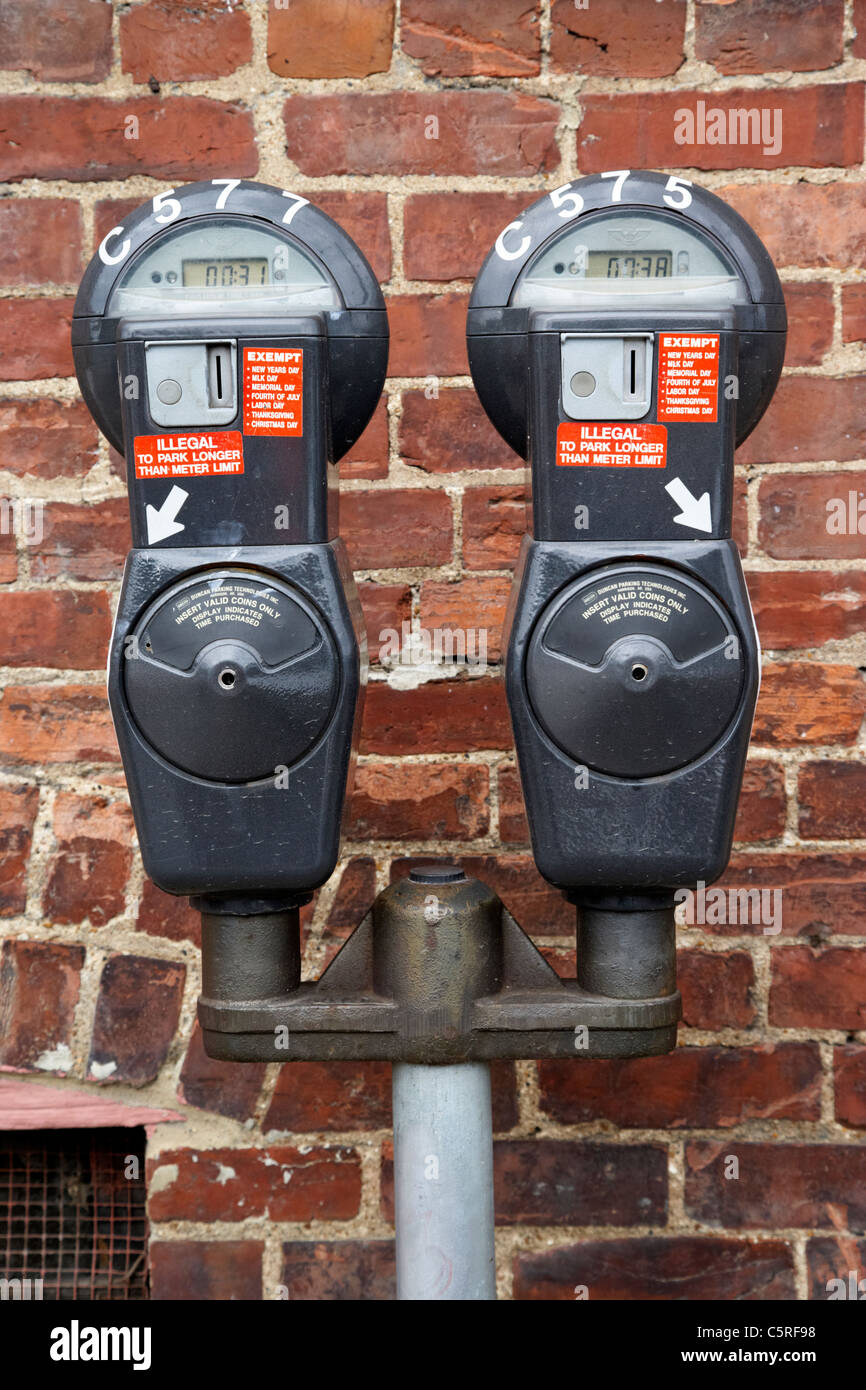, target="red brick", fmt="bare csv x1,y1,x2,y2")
686,1141,866,1231
30,500,130,583
400,388,521,473
404,193,531,282
0,782,38,916
283,92,559,177
89,954,185,1086
677,950,757,1031
514,1236,795,1300
392,853,573,939
0,399,98,479
358,582,413,663
743,380,866,467
799,762,866,839
784,281,834,366
280,1240,394,1301
718,851,866,940
759,471,866,560
148,1144,361,1222
340,398,389,481
93,197,153,252
540,1043,820,1130
0,528,14,584
842,284,866,343
361,679,510,755
315,191,391,285
0,591,111,669
770,945,866,1029
136,878,201,947
722,182,866,270
0,0,112,82
463,485,528,570
734,760,786,842
402,1,540,77
179,1023,266,1123
0,684,119,766
325,857,378,938
0,939,84,1072
498,765,528,844
348,762,489,841
420,577,511,661
733,473,748,554
696,0,843,73
806,1235,866,1300
0,201,81,286
577,85,863,172
343,488,452,569
856,0,866,57
747,570,866,650
835,1046,866,1128
0,98,257,182
43,792,132,928
551,0,686,77
120,0,252,82
0,299,75,380
150,1240,263,1301
265,1061,391,1133
752,664,866,747
387,293,468,377
269,0,394,78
